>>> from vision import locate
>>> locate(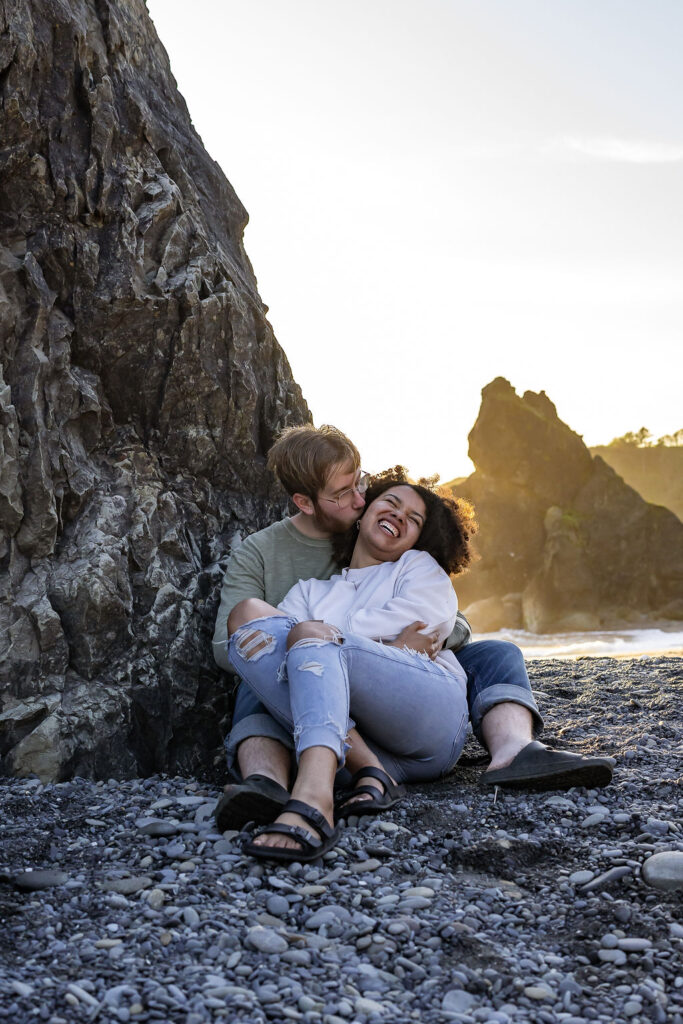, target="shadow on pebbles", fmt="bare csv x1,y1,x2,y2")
0,657,681,1023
